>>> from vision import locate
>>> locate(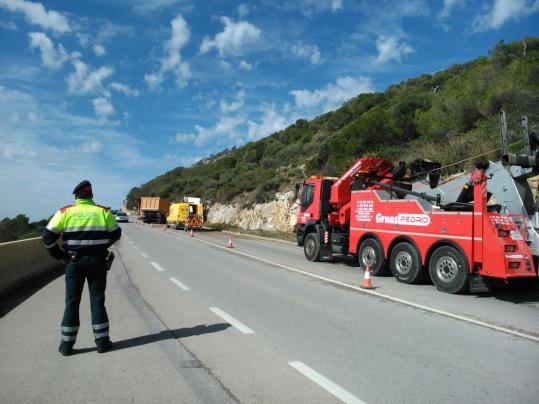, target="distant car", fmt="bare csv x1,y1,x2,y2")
115,212,129,223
